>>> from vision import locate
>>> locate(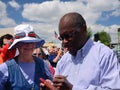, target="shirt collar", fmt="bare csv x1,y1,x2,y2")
76,38,94,59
